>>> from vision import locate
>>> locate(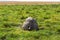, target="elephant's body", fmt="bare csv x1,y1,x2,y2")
22,17,39,31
